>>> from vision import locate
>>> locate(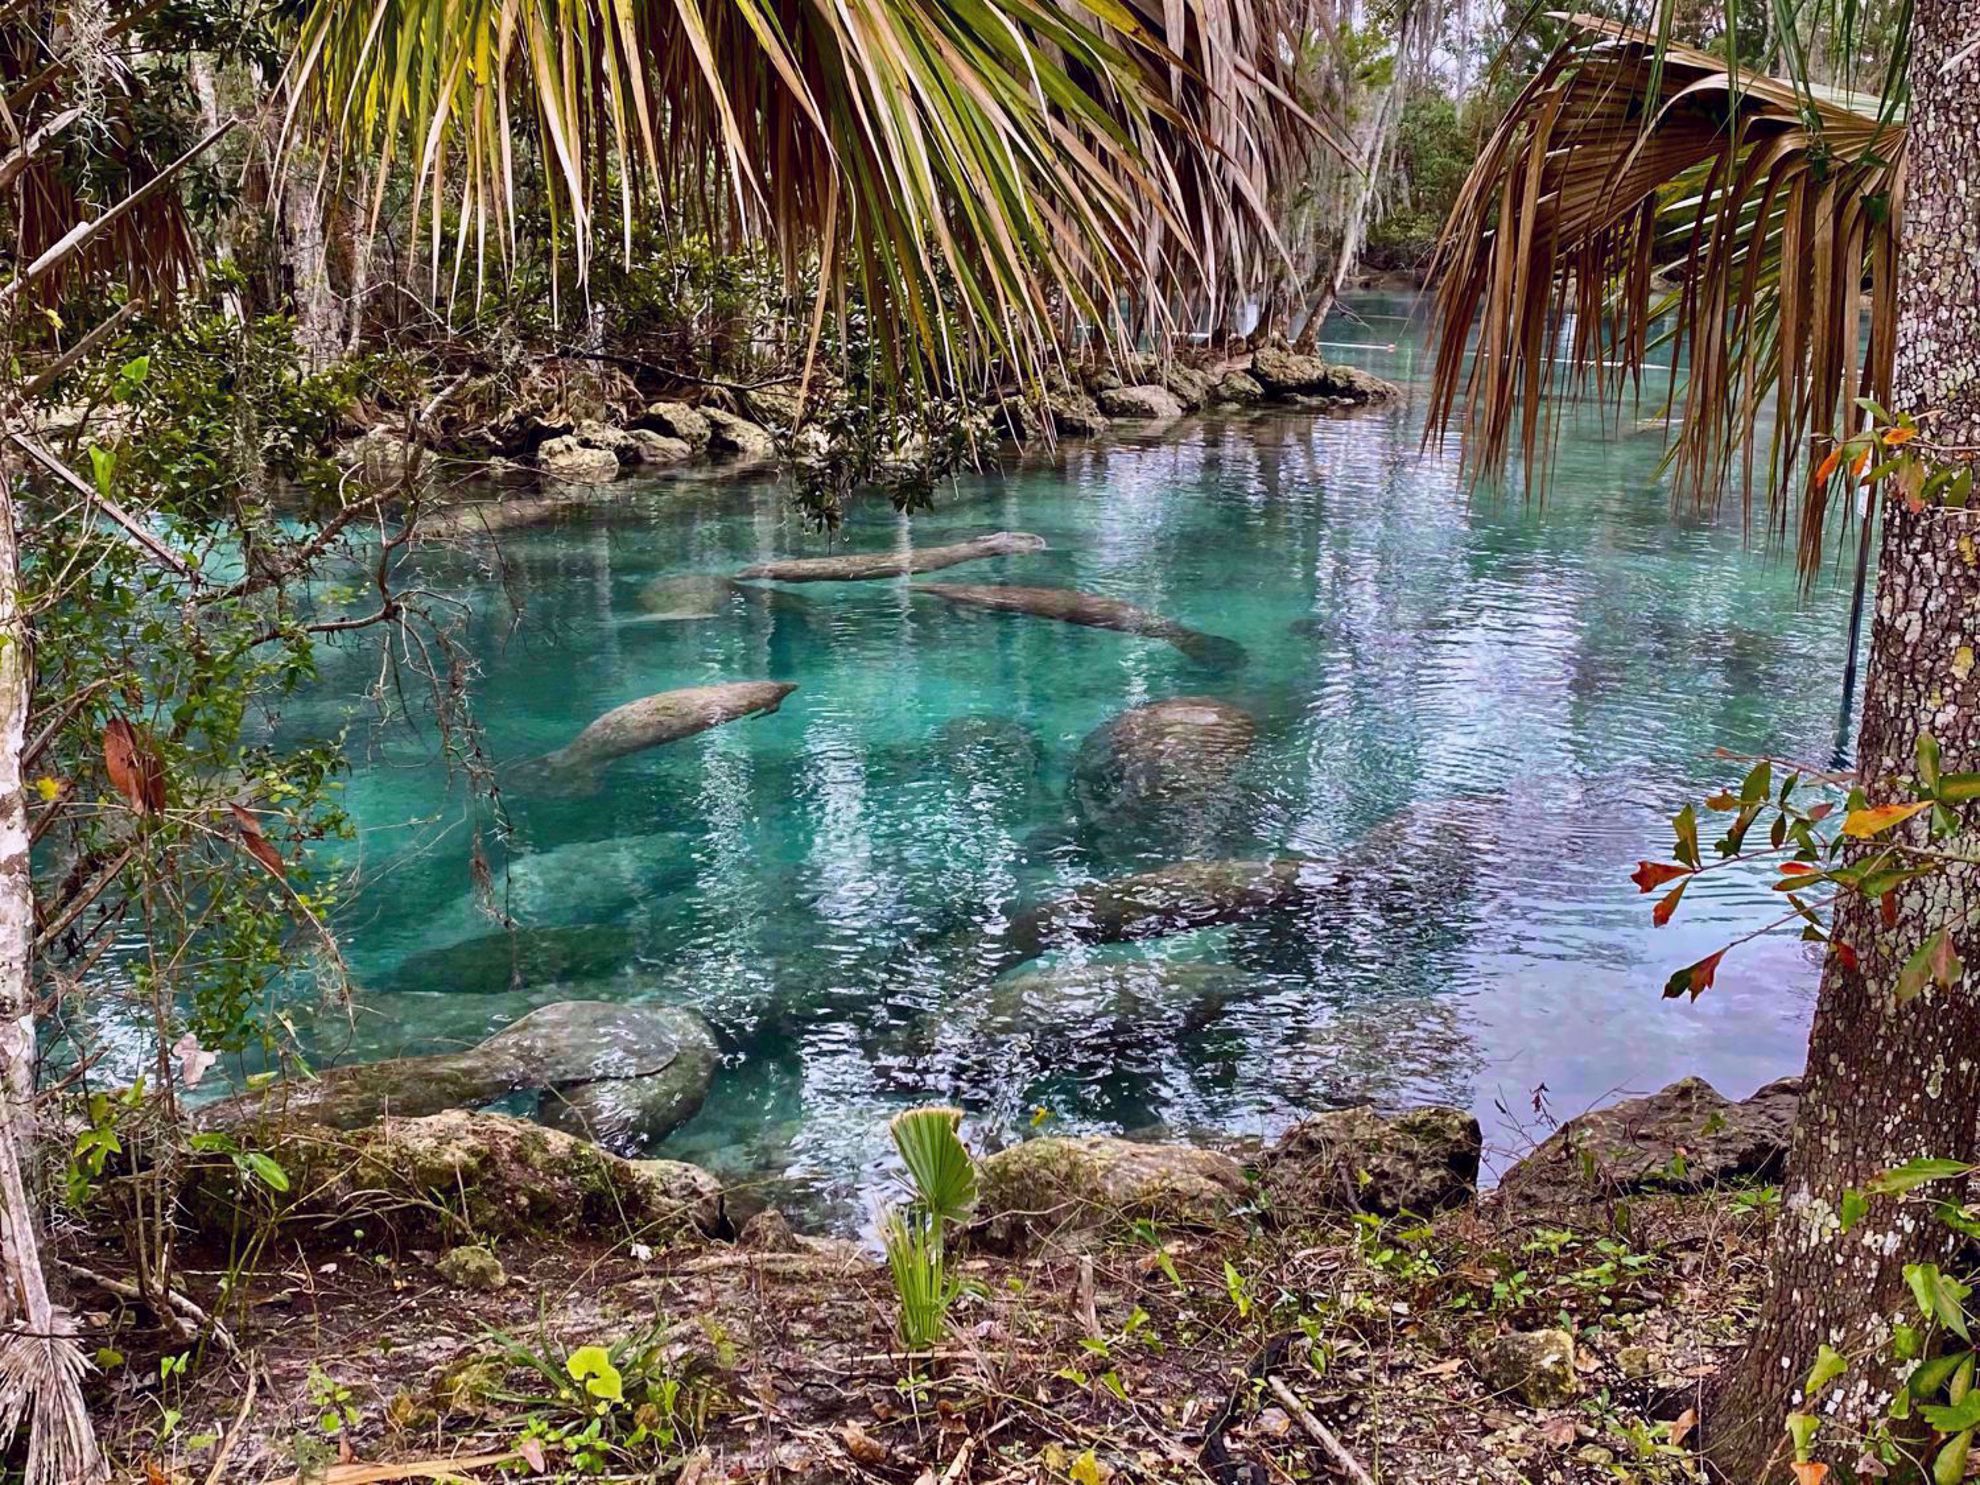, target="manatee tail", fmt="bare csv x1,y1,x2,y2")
505,754,599,799
1174,629,1249,670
